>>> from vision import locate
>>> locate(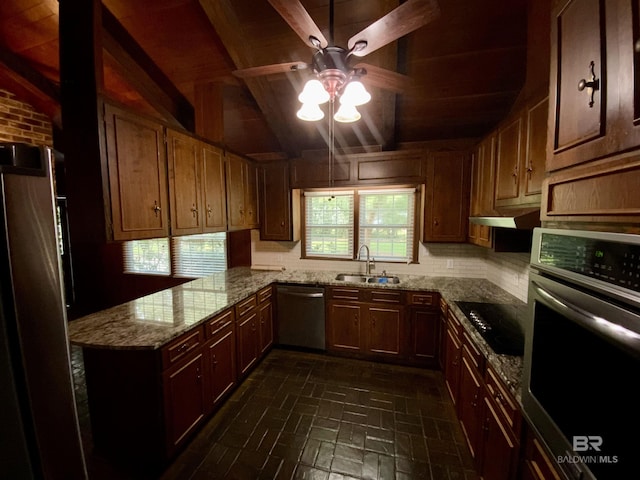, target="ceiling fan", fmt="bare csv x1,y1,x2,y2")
233,0,441,103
